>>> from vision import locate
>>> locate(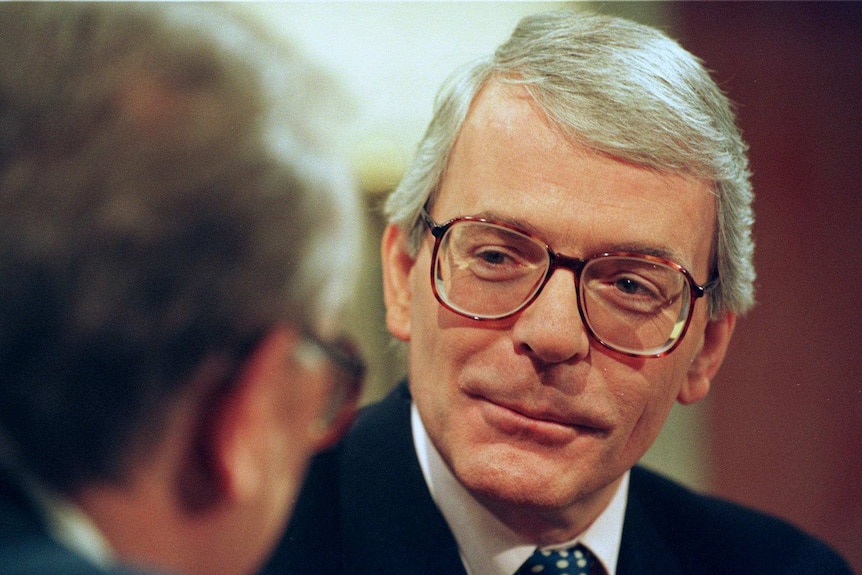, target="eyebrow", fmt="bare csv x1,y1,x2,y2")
461,209,692,268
